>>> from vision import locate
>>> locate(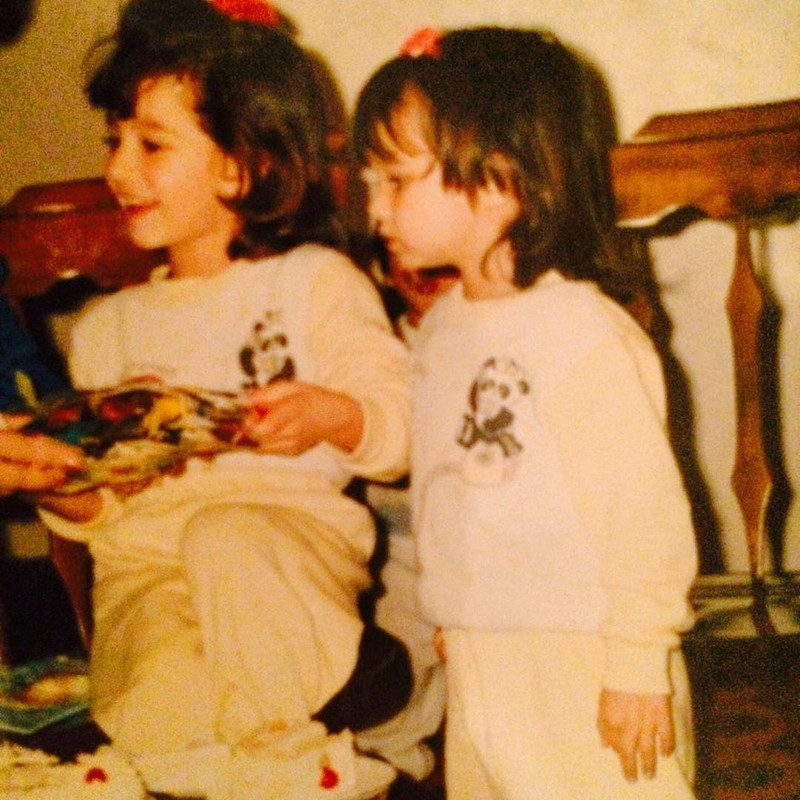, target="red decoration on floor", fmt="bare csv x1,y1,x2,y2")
320,764,340,789
84,767,109,783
